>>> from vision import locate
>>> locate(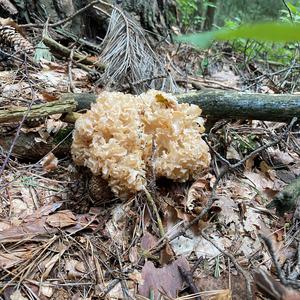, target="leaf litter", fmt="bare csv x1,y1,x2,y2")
1,19,300,300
